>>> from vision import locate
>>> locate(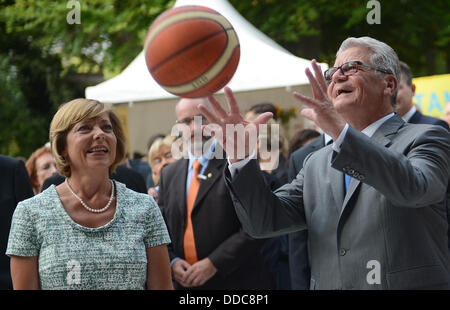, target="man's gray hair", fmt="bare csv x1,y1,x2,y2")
337,37,400,107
